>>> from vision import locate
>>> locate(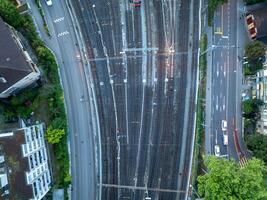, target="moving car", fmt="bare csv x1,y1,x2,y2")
223,134,228,145
214,145,220,157
45,0,52,6
132,0,141,7
221,120,227,131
